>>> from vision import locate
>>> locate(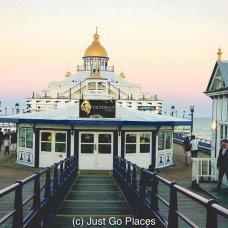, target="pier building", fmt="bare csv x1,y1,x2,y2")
0,29,191,169
192,48,228,187
26,28,163,114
